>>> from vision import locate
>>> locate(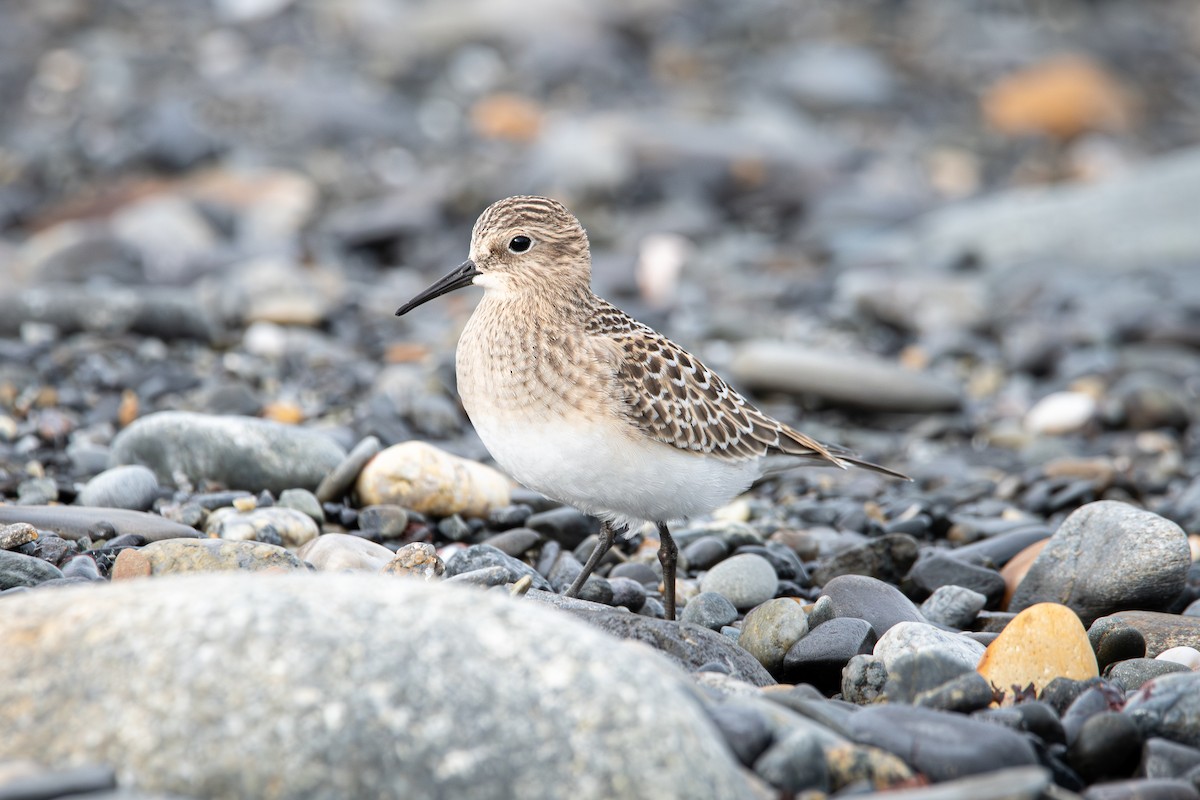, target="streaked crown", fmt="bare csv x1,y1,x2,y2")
468,196,591,294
